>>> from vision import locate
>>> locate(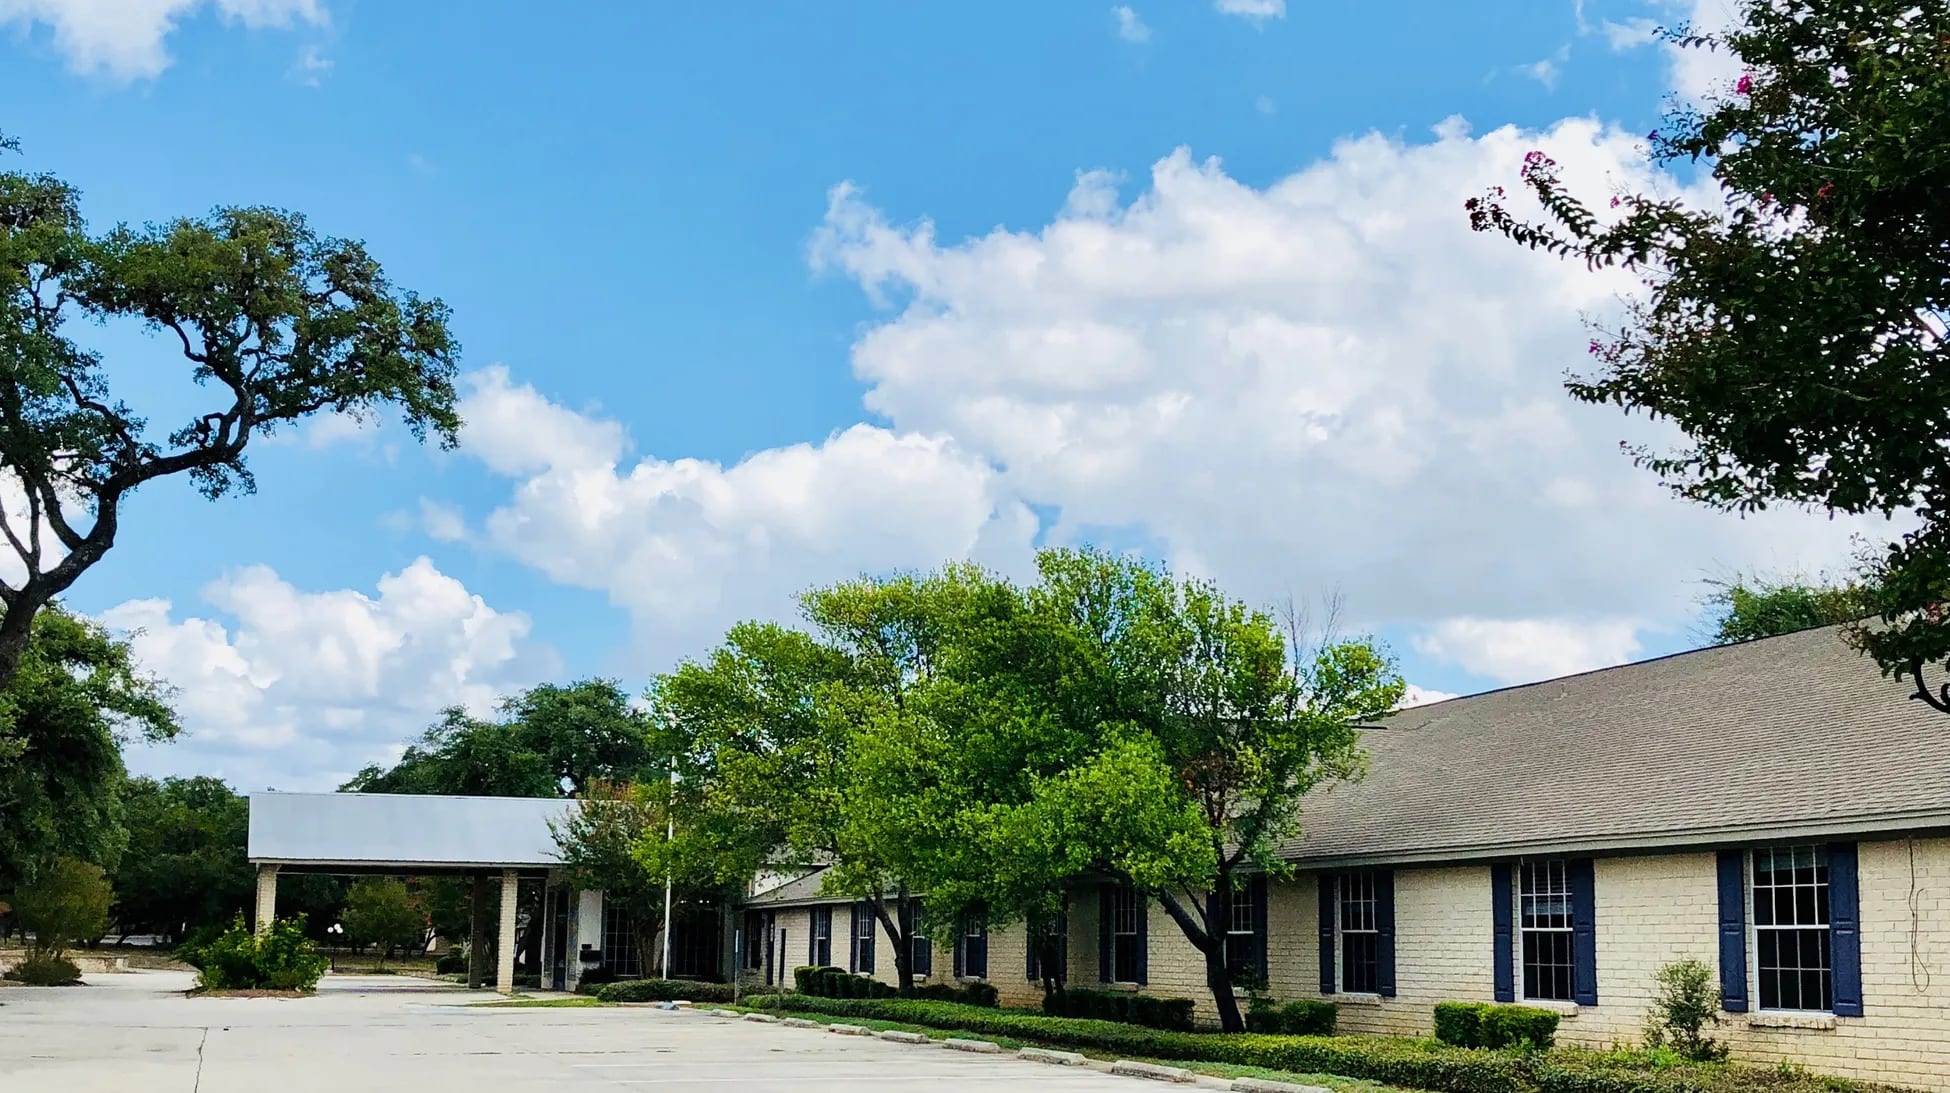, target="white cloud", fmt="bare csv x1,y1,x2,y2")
1400,684,1461,708
1215,0,1284,19
805,117,1891,661
0,0,325,80
1518,57,1561,90
1593,3,1740,100
1412,618,1644,685
289,41,329,85
106,557,553,790
1113,5,1148,43
454,368,1038,667
419,498,468,542
1600,16,1660,50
